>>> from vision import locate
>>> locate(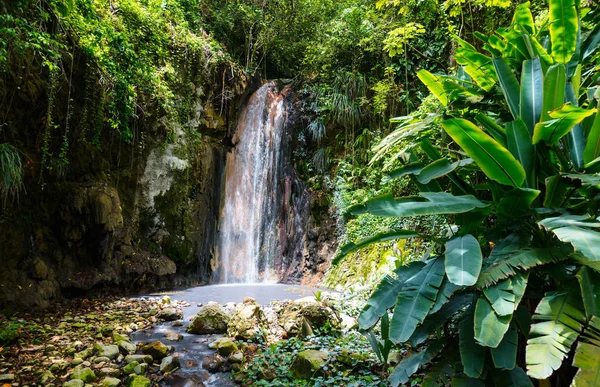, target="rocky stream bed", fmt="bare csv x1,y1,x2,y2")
0,285,388,387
